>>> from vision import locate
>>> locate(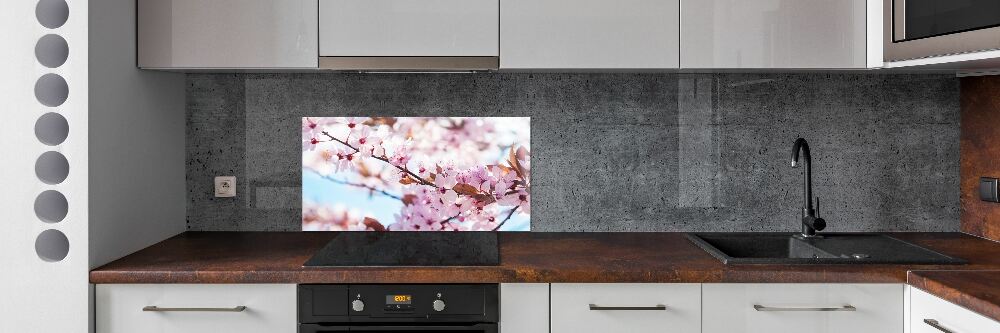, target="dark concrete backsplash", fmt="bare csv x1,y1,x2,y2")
186,73,960,232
